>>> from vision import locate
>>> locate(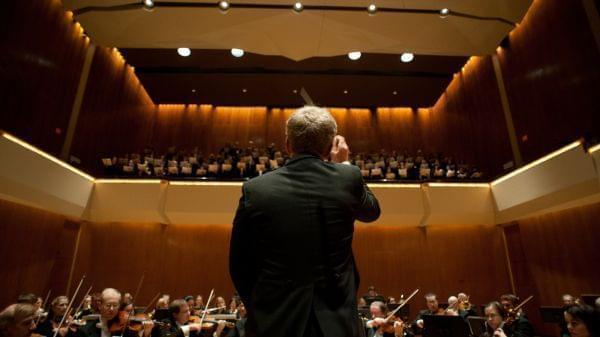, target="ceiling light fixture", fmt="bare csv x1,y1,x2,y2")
218,1,230,12
293,2,304,13
439,8,450,18
343,90,348,94
231,48,244,57
400,52,414,63
348,51,361,60
367,4,377,15
142,0,154,11
177,47,191,57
